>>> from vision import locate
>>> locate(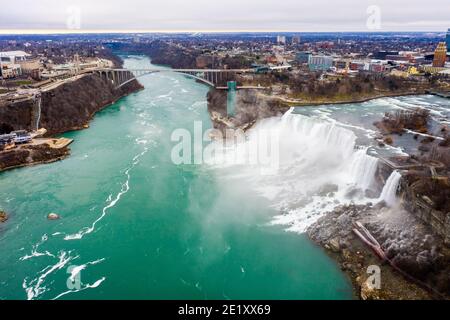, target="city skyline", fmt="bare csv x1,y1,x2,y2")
0,0,449,34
